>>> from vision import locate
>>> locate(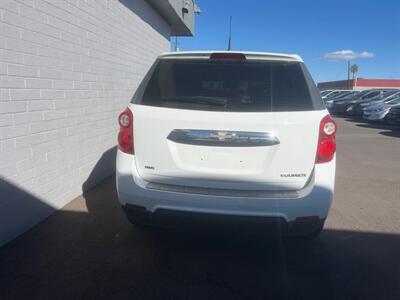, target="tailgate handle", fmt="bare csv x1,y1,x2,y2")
167,129,280,147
